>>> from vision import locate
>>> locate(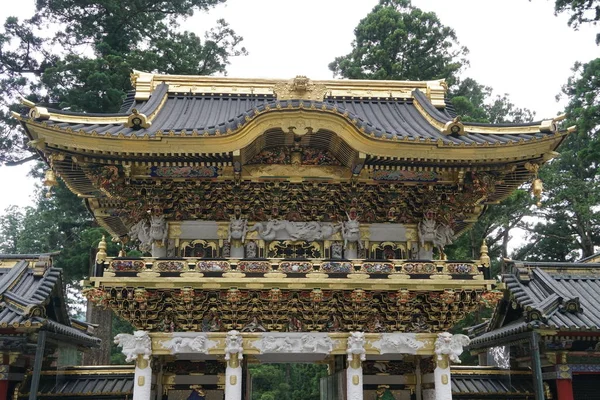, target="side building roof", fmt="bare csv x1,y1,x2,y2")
470,260,600,349
0,254,100,347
